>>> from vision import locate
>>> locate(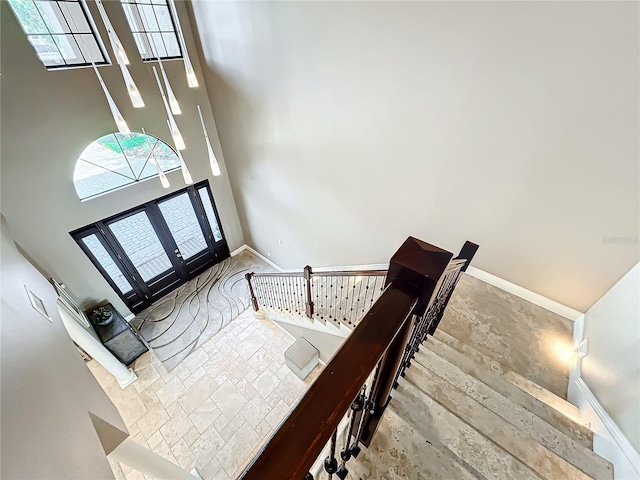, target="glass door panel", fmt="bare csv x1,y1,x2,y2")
81,233,133,294
198,187,223,242
107,211,174,281
157,192,208,260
